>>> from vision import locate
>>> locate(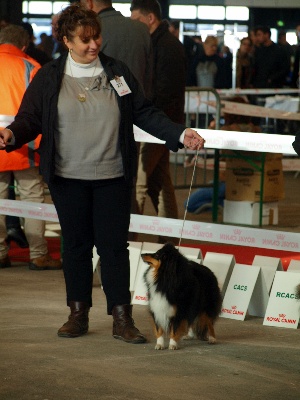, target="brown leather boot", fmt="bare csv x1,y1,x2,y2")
29,254,62,271
112,304,147,344
57,301,90,338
